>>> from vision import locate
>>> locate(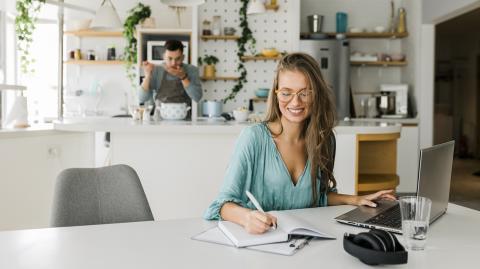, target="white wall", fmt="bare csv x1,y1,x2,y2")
423,0,480,23
0,131,94,231
198,0,299,113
